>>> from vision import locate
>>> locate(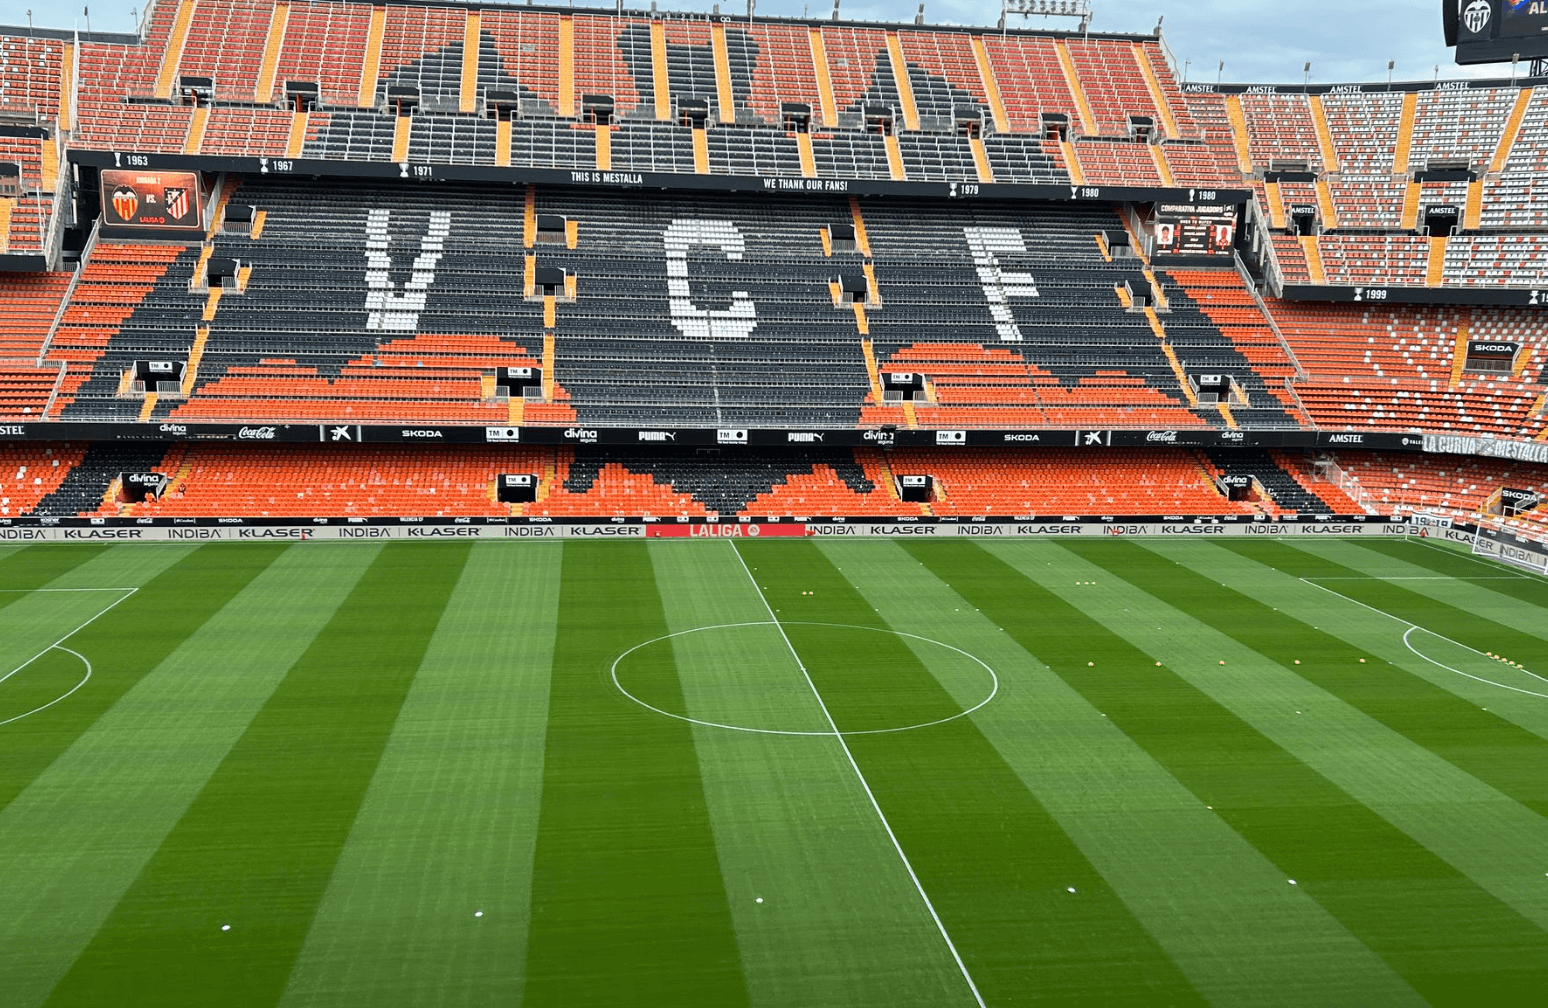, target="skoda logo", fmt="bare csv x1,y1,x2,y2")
1464,0,1491,34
